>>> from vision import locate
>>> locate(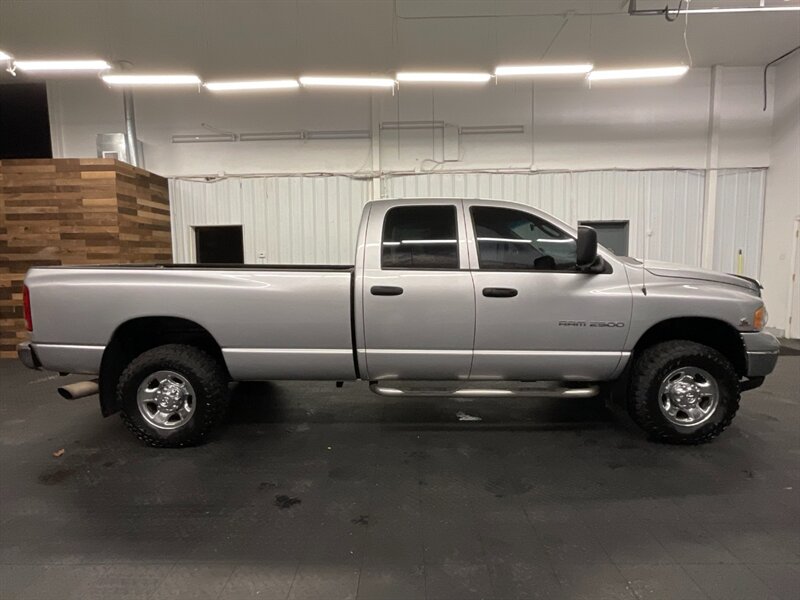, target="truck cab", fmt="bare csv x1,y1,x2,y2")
355,198,630,382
